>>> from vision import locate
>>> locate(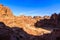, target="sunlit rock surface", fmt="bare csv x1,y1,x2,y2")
0,4,60,40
